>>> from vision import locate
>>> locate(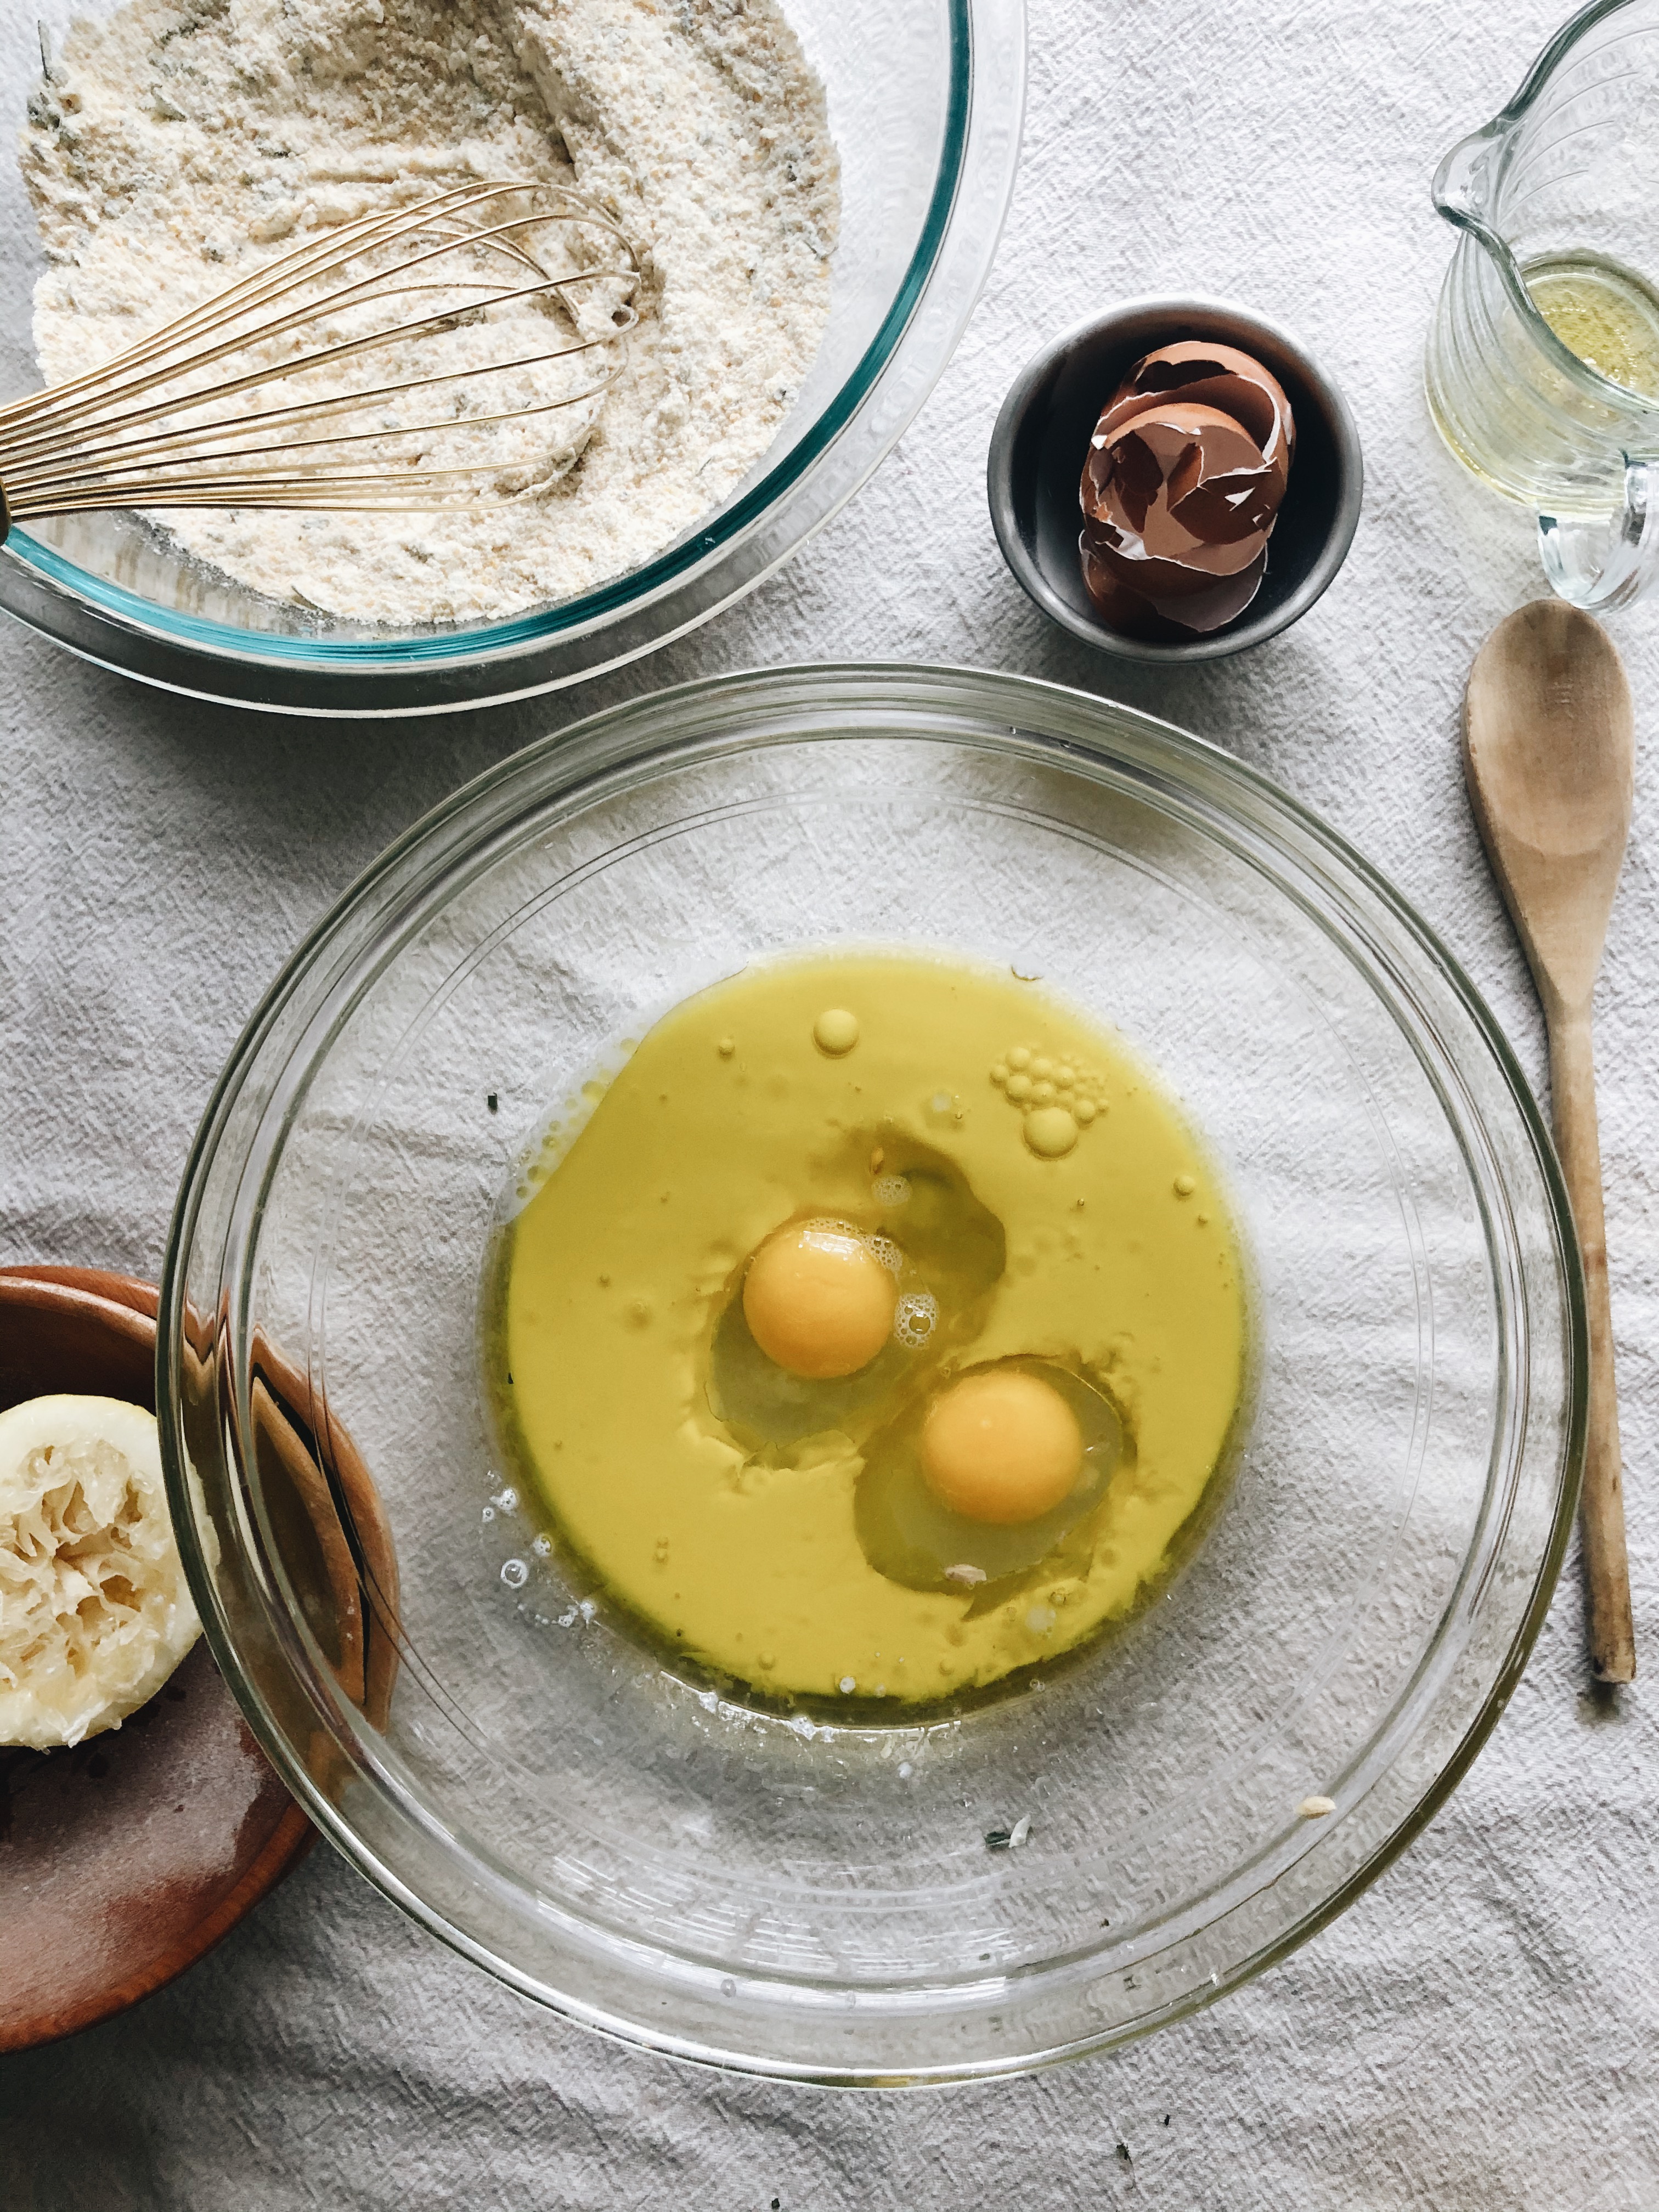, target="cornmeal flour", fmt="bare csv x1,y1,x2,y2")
22,0,838,624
